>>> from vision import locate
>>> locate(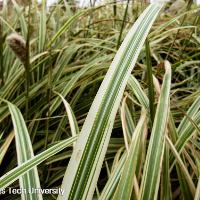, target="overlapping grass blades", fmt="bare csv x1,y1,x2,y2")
113,108,147,200
0,135,77,189
99,152,127,200
0,132,14,165
58,3,164,200
0,1,199,199
55,91,79,137
7,101,43,200
139,61,171,199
